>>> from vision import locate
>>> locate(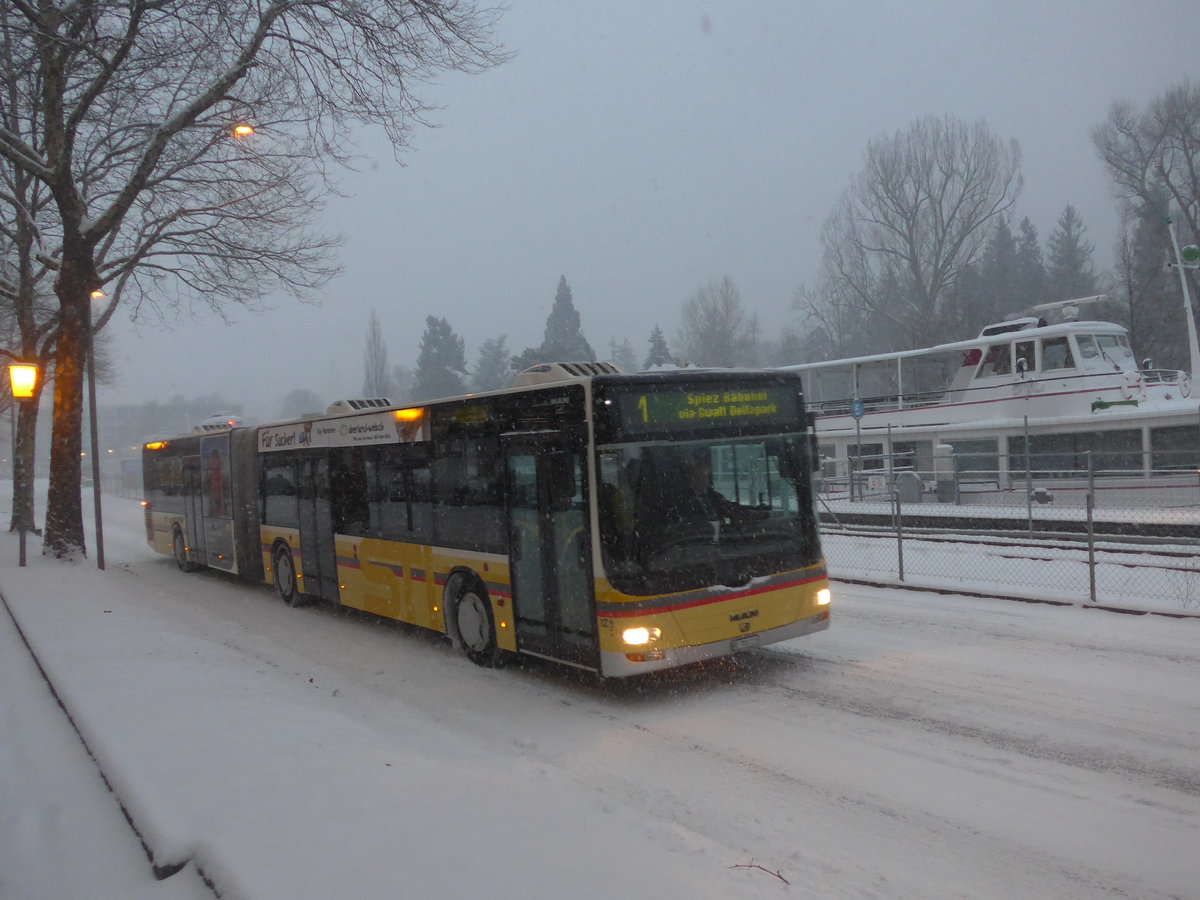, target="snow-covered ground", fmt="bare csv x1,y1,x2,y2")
3,489,1200,899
